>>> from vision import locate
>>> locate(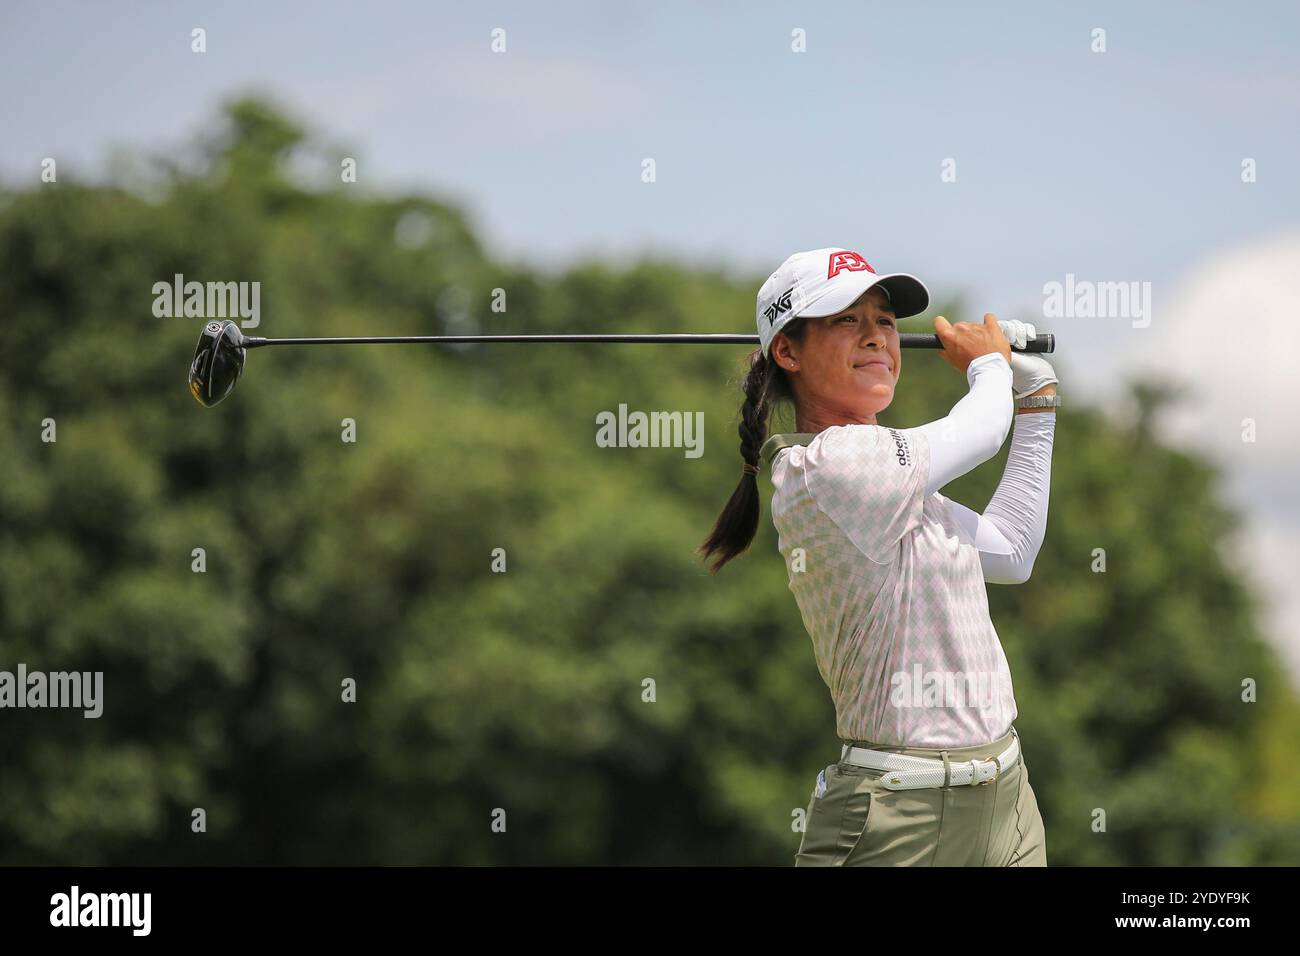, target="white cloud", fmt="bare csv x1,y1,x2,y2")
1151,232,1300,463
1102,231,1300,685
